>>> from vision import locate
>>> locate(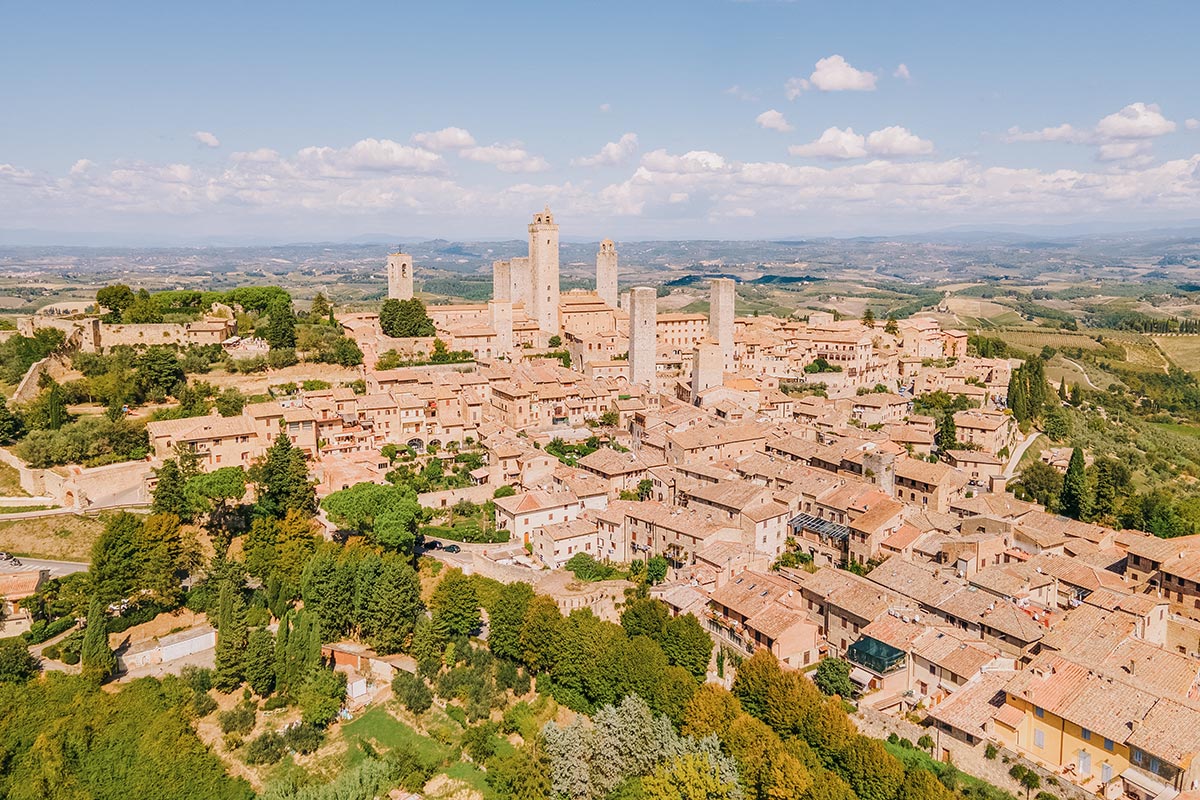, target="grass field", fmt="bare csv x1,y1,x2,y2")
340,706,449,768
1152,422,1200,440
1151,335,1200,372
0,513,107,560
0,463,29,496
